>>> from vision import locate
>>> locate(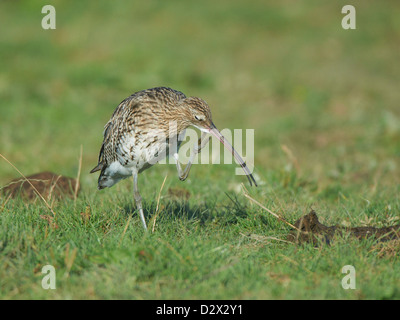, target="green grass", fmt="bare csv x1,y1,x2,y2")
1,0,400,299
